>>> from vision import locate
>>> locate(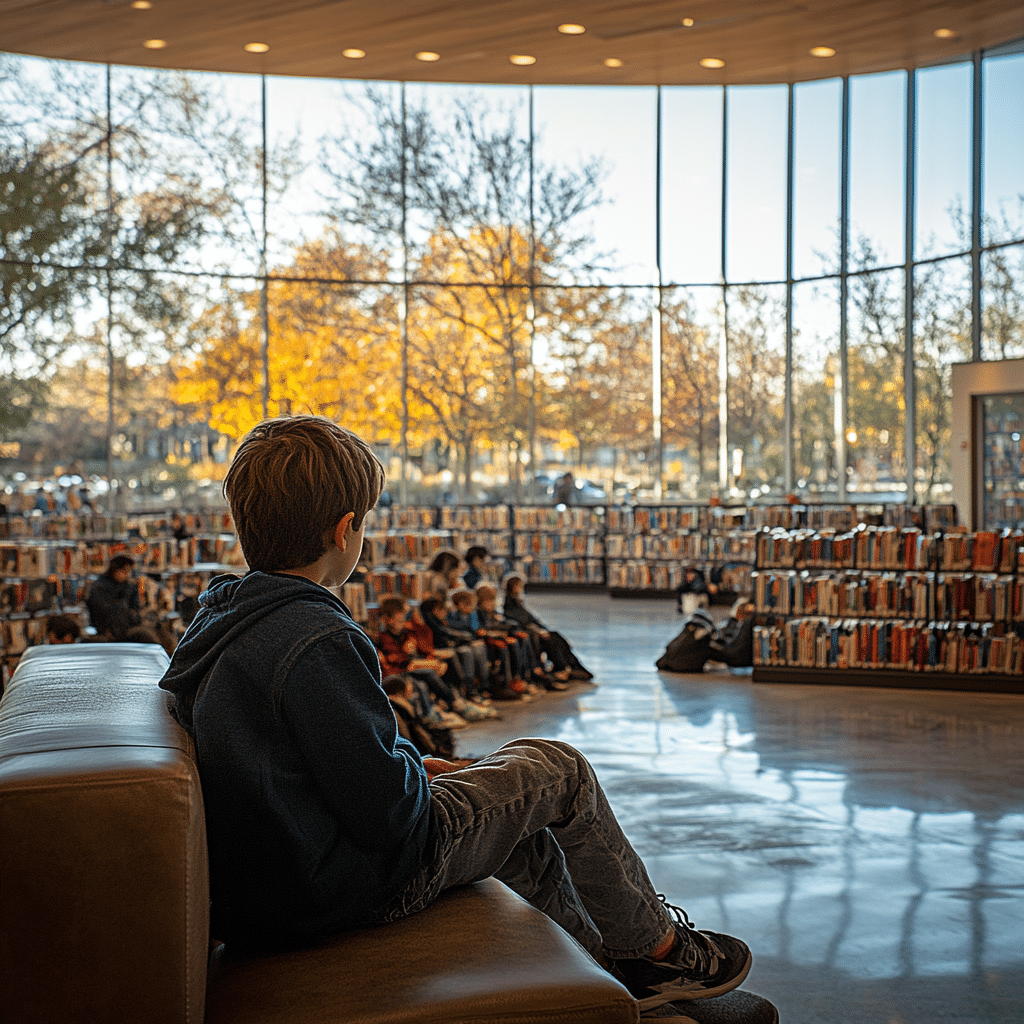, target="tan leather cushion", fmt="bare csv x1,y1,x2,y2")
207,877,638,1024
0,644,209,1024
